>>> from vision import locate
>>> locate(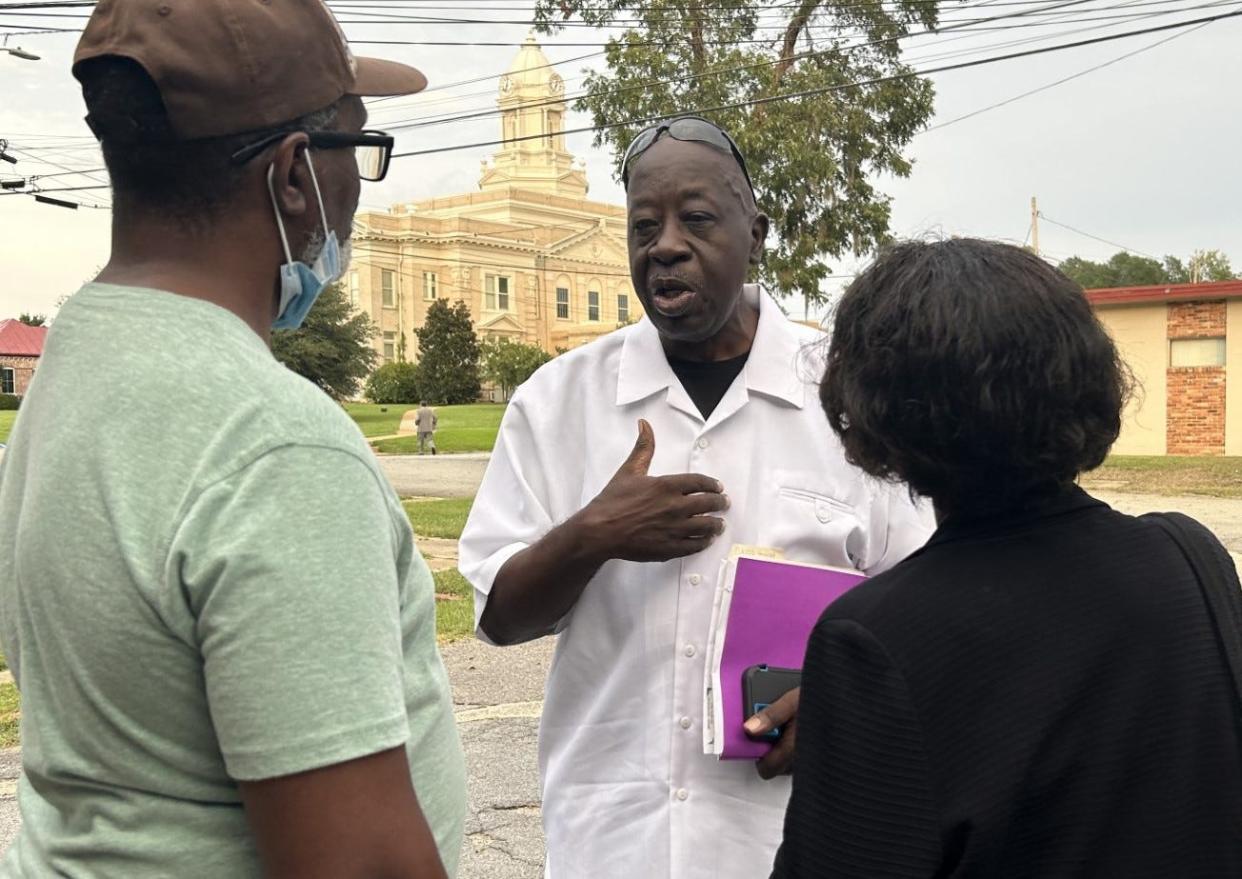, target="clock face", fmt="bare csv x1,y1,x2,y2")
549,74,565,95
500,75,514,95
